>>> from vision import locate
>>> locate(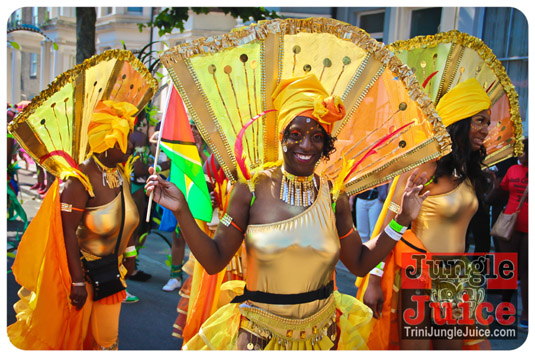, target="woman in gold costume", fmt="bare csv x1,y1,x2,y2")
58,101,140,349
145,74,431,350
362,78,494,350
7,50,157,350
